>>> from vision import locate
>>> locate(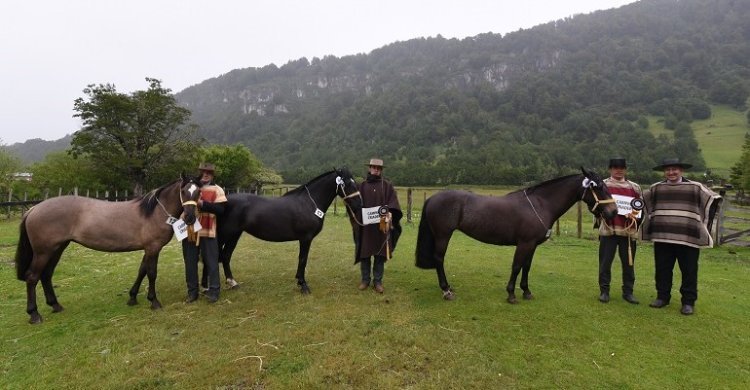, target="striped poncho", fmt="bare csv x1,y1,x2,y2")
640,179,722,248
598,177,642,238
